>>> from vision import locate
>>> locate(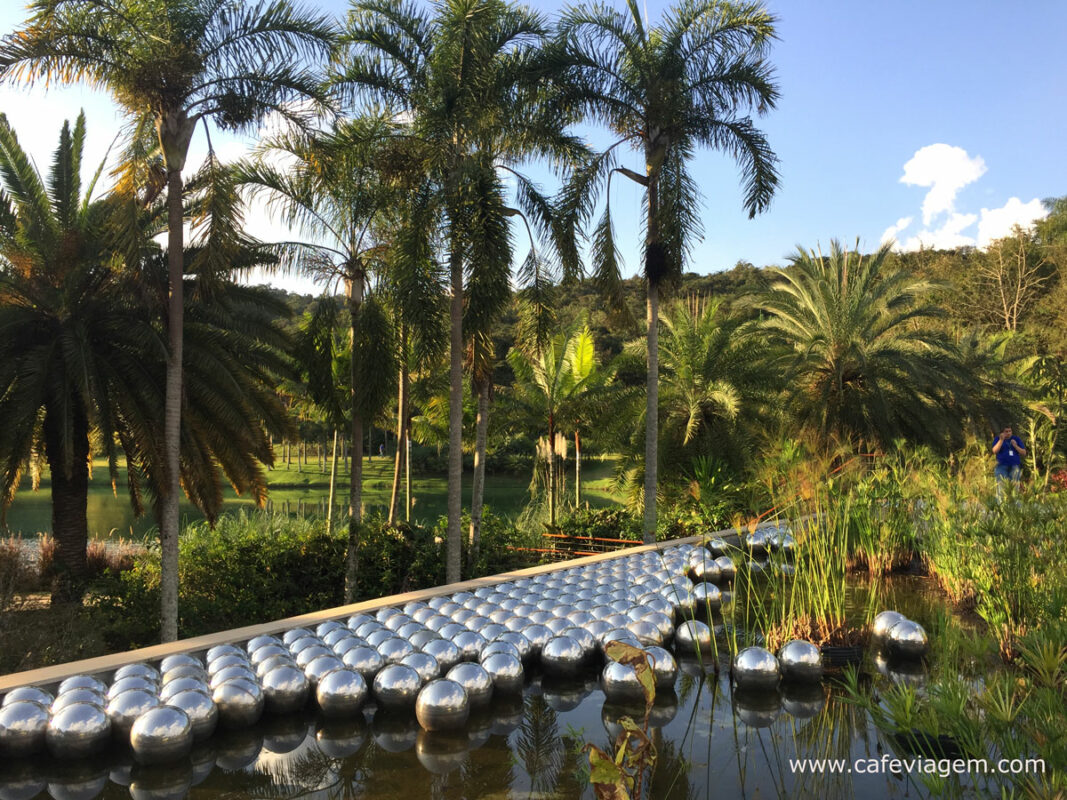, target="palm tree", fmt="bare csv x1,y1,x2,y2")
339,0,583,583
0,0,334,640
756,240,971,452
507,323,600,526
0,113,293,603
556,0,780,542
236,116,401,601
